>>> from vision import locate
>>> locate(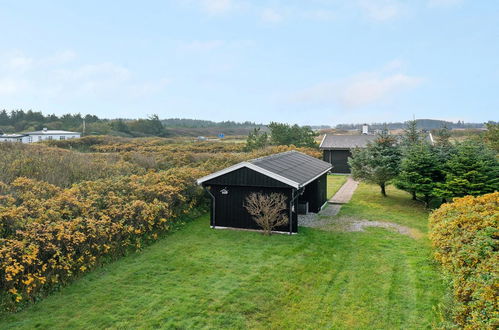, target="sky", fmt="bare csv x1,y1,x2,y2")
0,0,498,126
